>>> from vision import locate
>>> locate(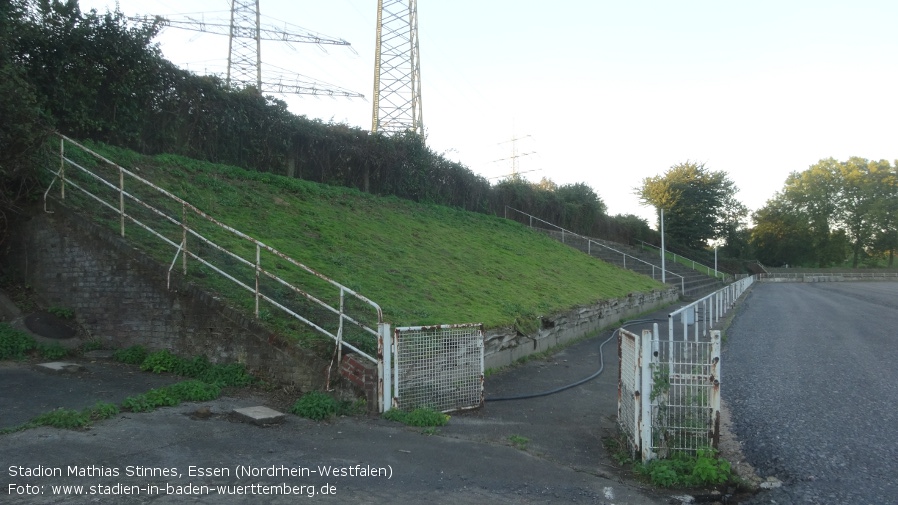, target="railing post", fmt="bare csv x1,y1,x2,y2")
709,330,721,449
337,288,345,365
640,329,655,462
254,244,261,317
181,204,188,275
119,167,125,237
59,137,65,200
379,323,392,413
